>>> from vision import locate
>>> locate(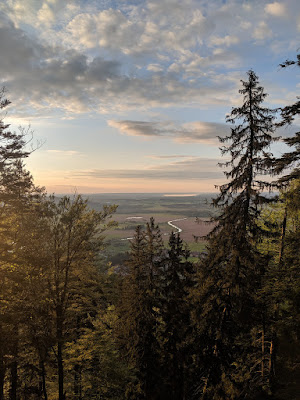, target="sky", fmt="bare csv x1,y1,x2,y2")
0,0,299,193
